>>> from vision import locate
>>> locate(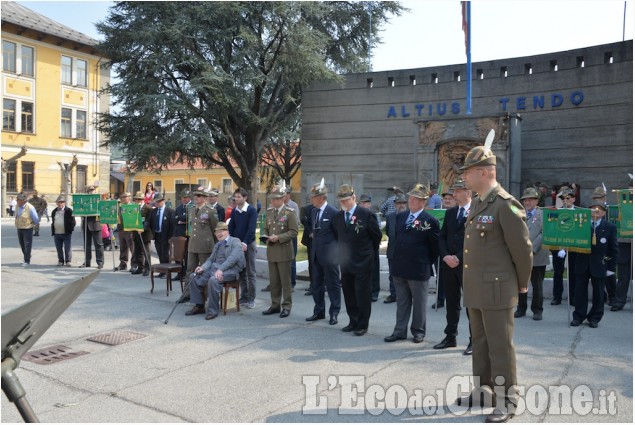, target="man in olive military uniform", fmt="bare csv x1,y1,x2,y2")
261,186,299,318
28,190,47,236
115,192,135,271
186,188,219,281
456,138,533,423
